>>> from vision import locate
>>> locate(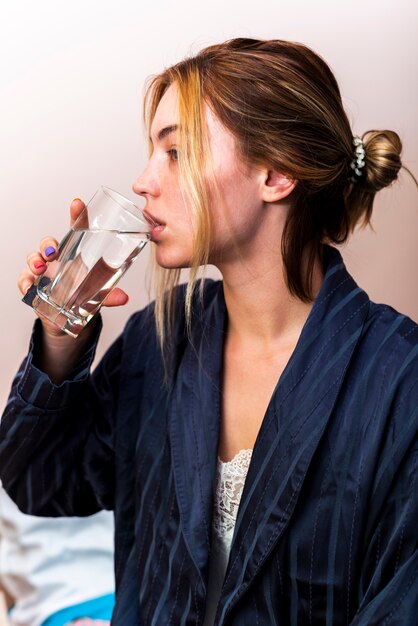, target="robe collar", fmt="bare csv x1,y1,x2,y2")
168,245,370,617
